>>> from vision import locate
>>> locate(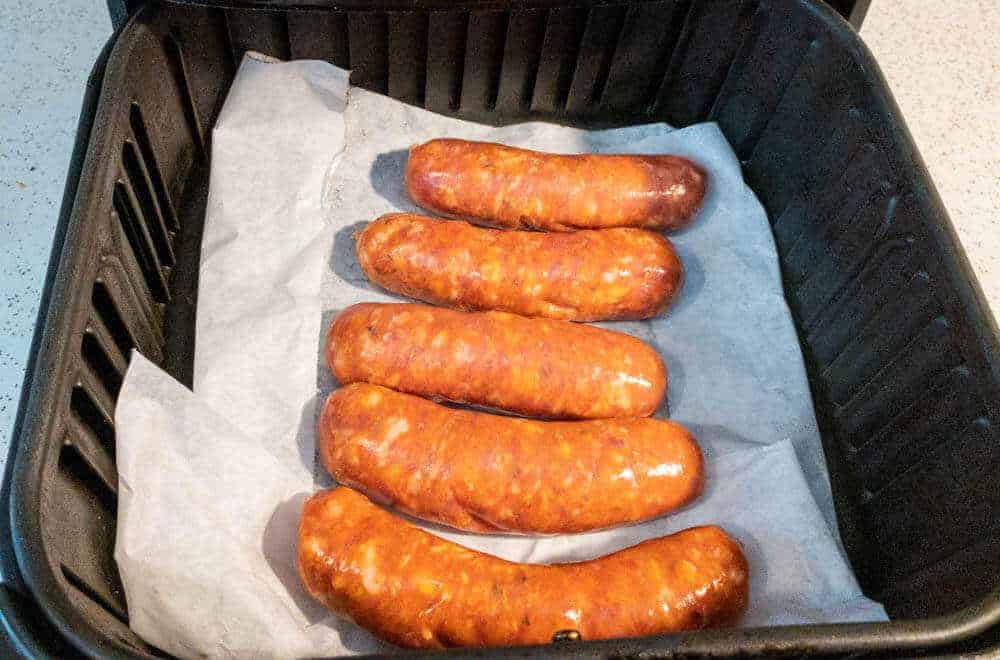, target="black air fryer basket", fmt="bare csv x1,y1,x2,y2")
3,0,999,657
